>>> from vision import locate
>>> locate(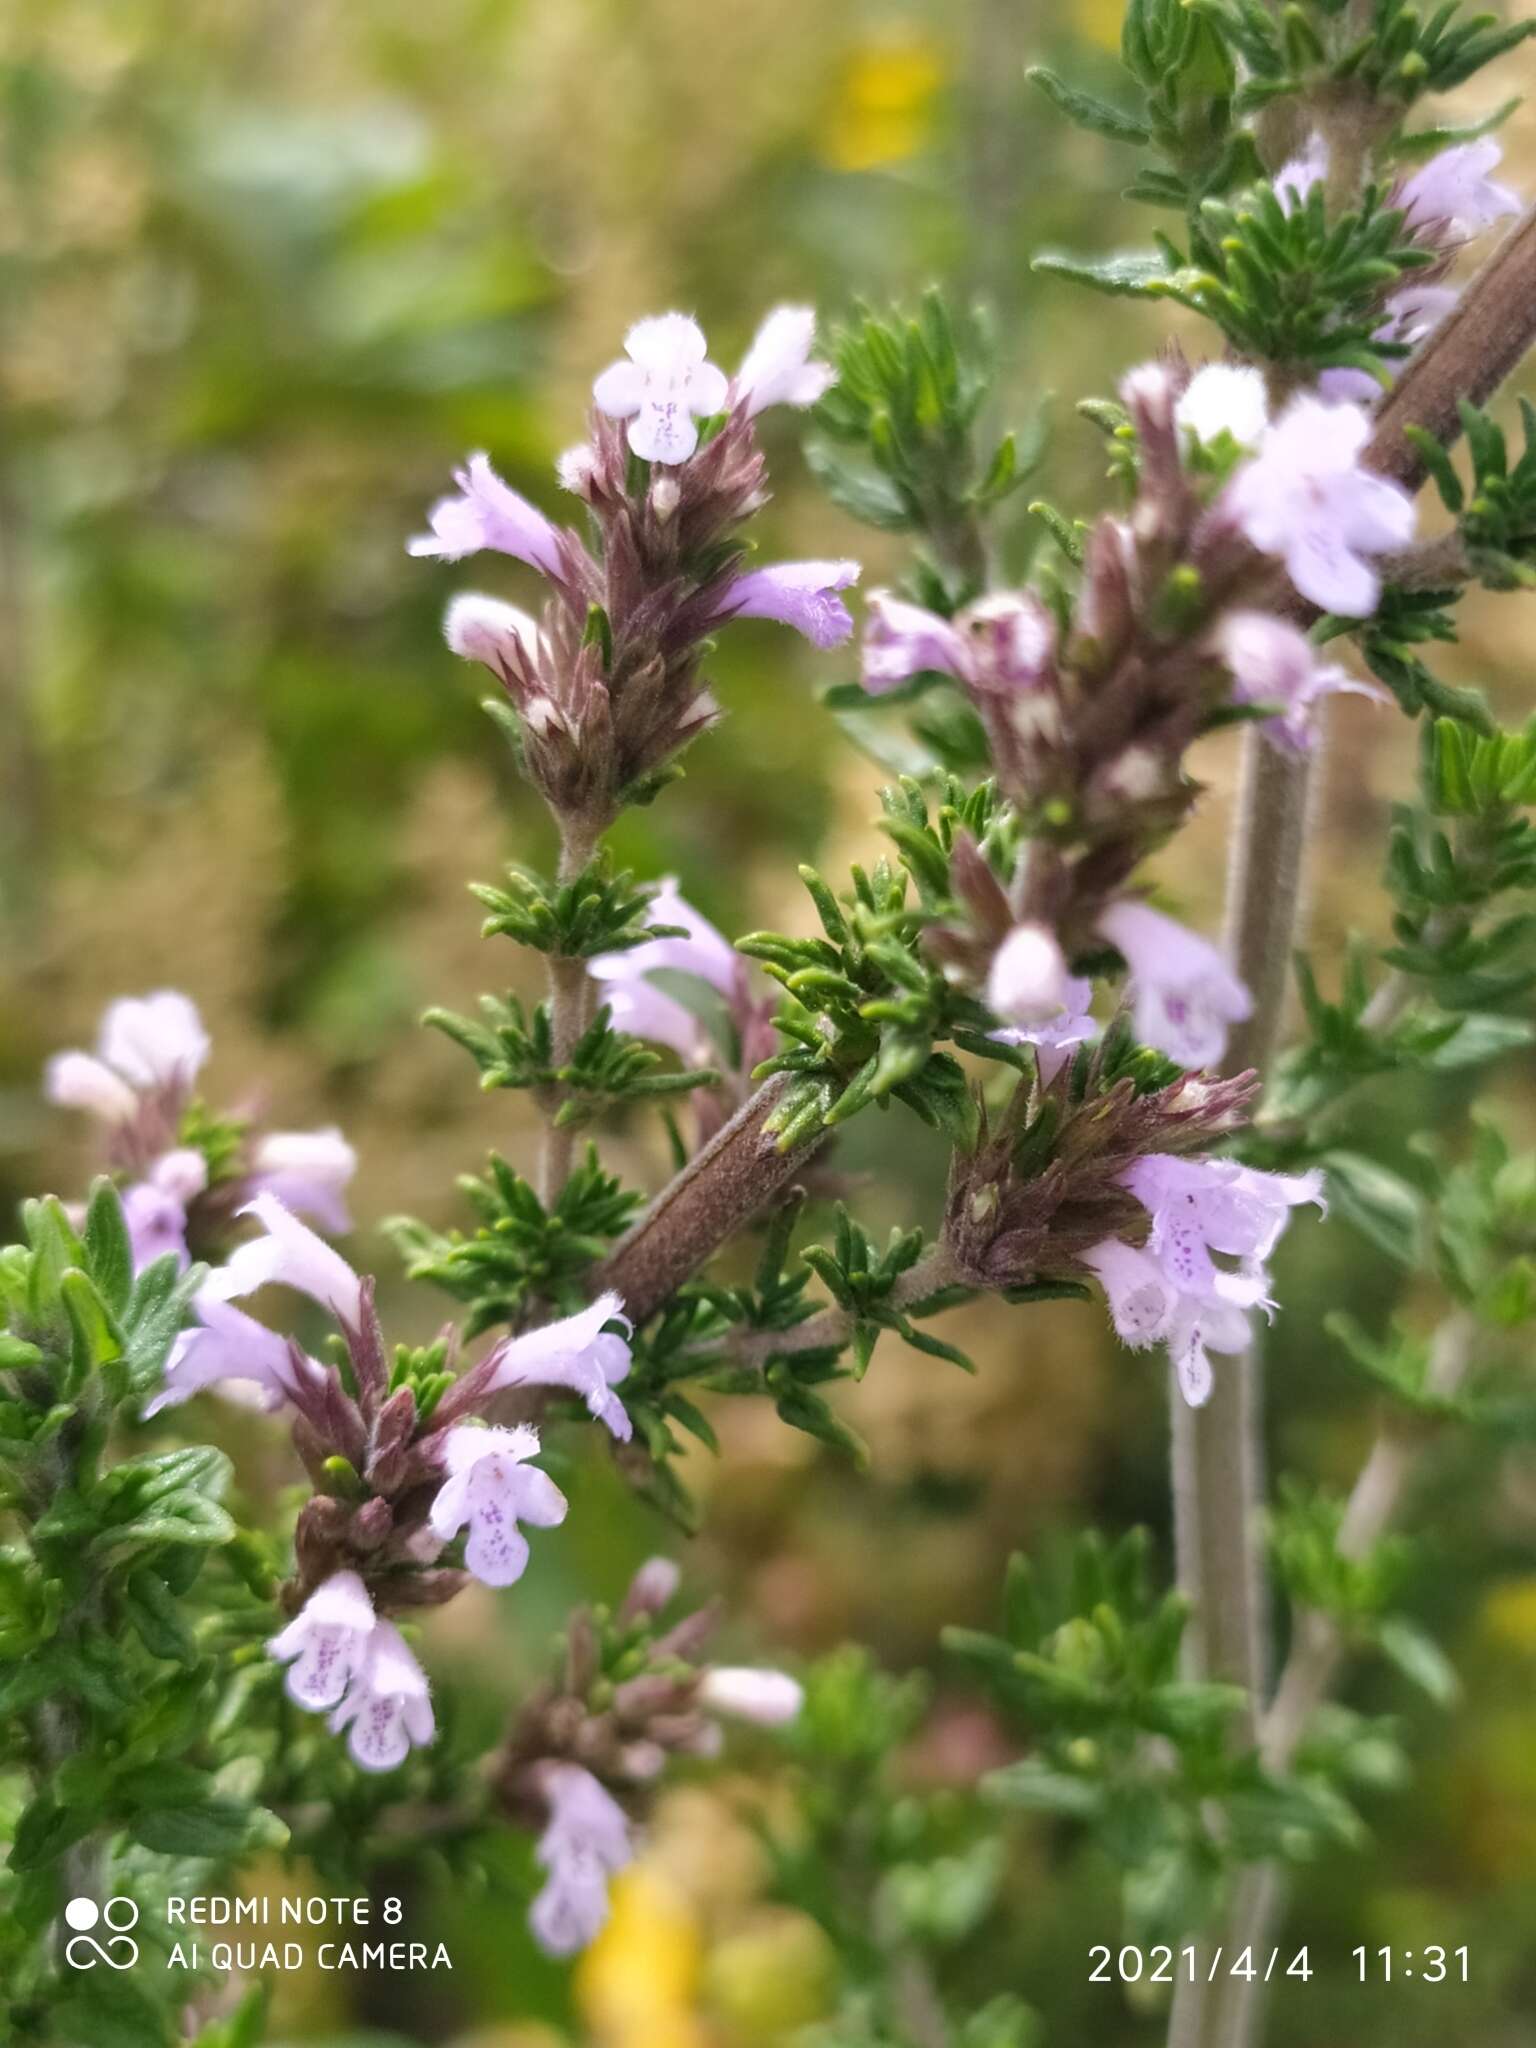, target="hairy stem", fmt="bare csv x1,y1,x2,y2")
1201,1313,1477,2048
593,1076,828,1322
1168,199,1536,2048
538,817,600,1207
